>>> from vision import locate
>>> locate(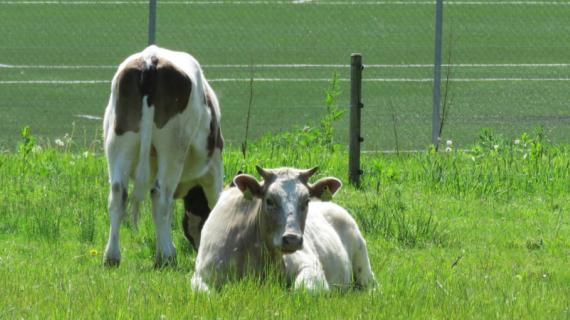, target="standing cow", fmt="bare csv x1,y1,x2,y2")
102,45,223,266
191,166,376,292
